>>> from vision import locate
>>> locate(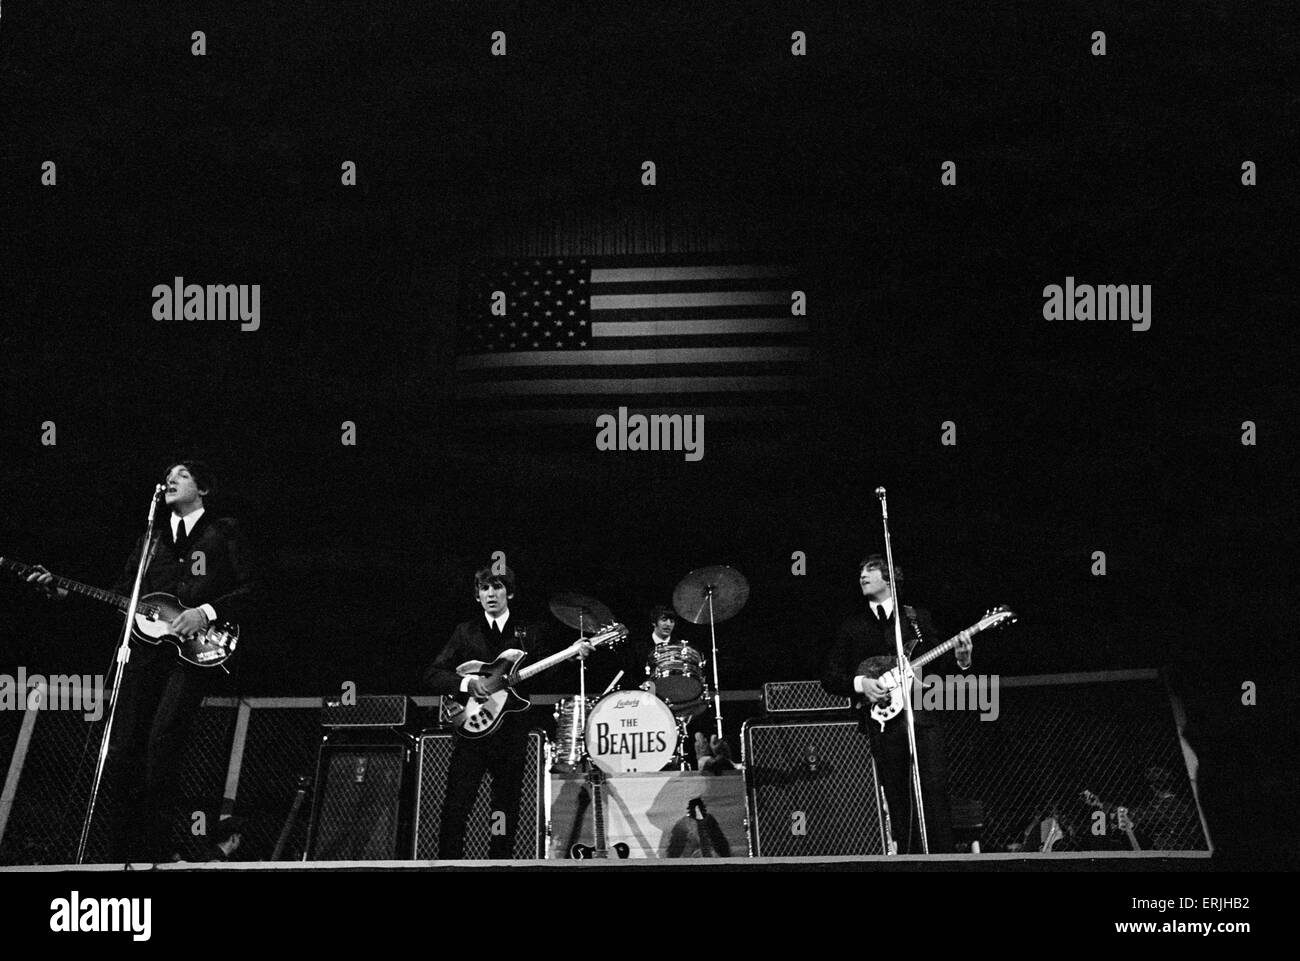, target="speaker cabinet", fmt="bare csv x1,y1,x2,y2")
306,735,411,860
411,730,547,859
743,718,888,857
